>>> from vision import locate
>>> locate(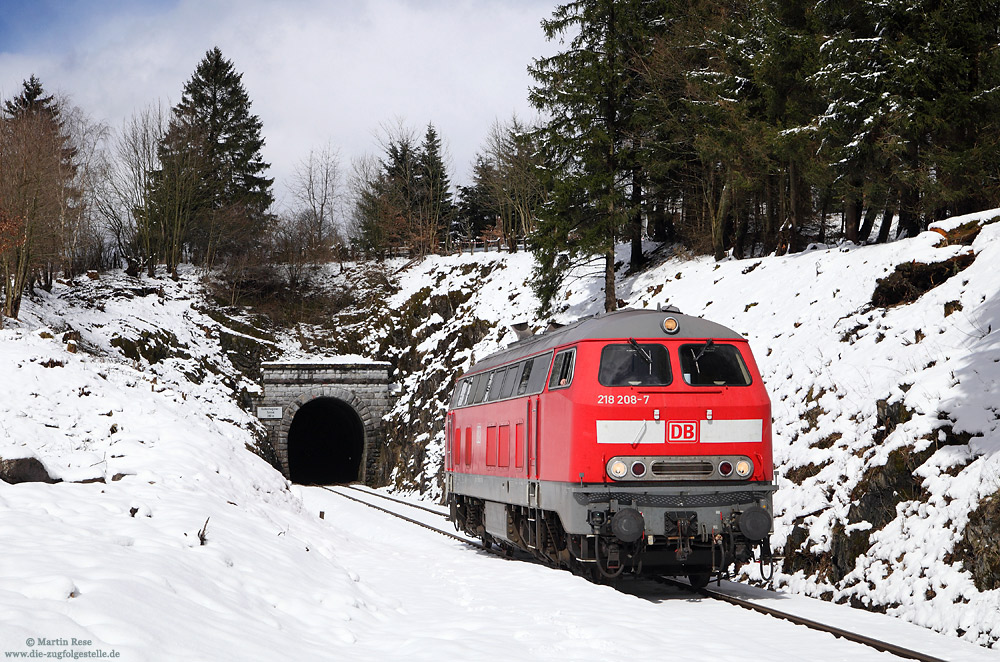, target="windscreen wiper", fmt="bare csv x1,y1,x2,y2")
628,337,652,364
694,338,715,362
